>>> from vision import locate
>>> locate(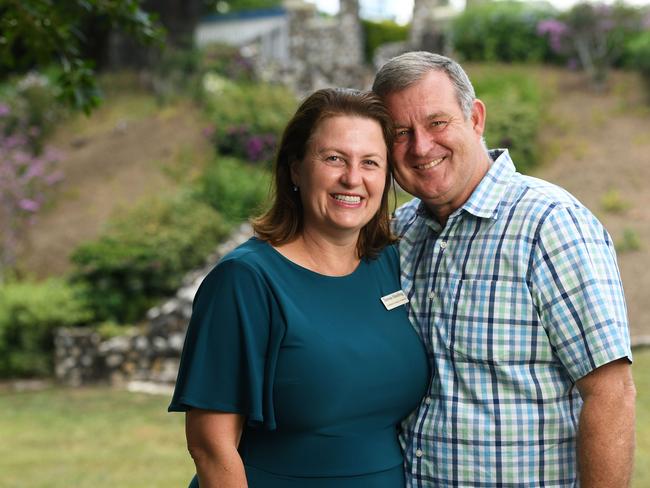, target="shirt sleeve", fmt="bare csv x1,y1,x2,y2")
168,257,280,430
529,203,632,382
